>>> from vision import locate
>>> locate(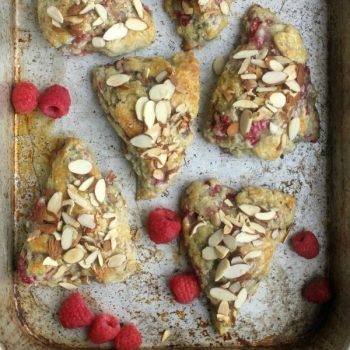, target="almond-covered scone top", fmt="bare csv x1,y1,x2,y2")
181,179,296,334
204,5,320,160
164,0,232,50
38,0,156,56
18,138,137,289
92,52,200,200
